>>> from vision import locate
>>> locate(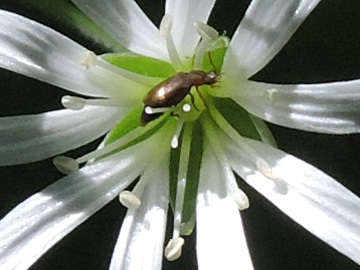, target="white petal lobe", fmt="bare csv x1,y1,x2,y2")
230,80,360,134
109,142,170,270
225,138,360,265
0,139,156,270
223,0,321,80
0,10,141,98
0,106,127,165
71,0,168,60
196,144,254,270
165,0,216,58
